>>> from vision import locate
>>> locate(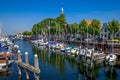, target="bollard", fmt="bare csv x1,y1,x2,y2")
79,46,81,56
18,66,21,76
17,50,22,62
34,73,39,80
34,54,39,68
6,52,9,69
25,52,29,64
25,52,29,79
17,50,22,78
85,48,88,61
78,46,81,63
34,54,39,80
25,69,29,80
